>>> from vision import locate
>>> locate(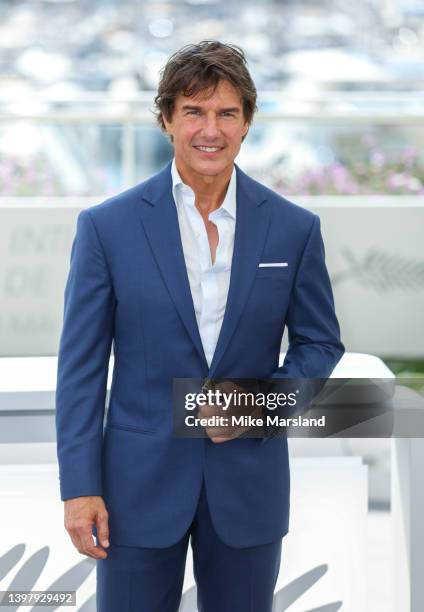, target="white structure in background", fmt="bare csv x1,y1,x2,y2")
1,198,423,358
